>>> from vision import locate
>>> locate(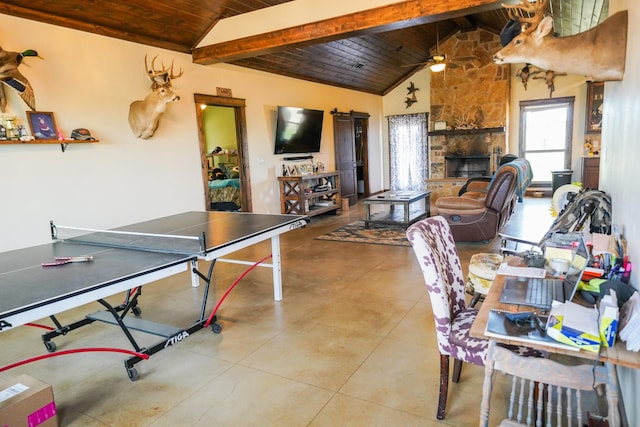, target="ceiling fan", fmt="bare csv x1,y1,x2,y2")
402,25,476,72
